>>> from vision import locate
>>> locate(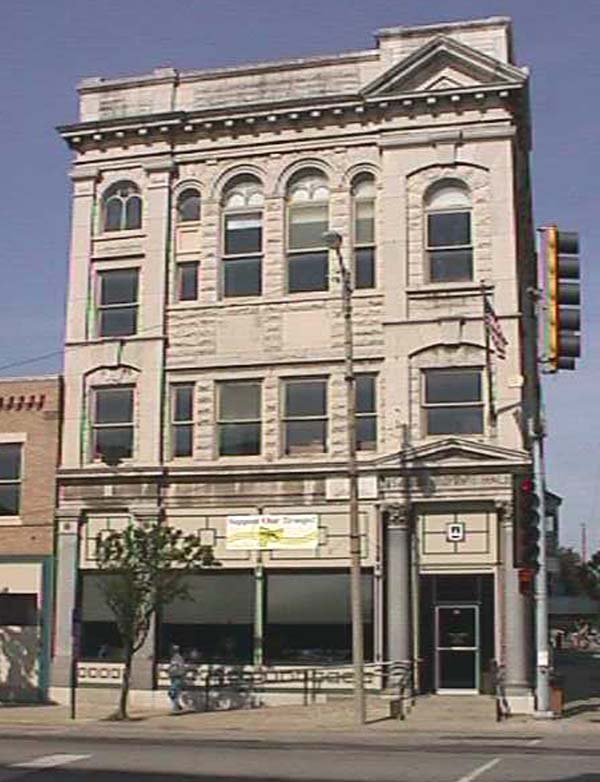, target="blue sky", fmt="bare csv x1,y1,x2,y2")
1,1,598,551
